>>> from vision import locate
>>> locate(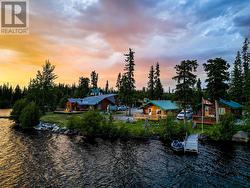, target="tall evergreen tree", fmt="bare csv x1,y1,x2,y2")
105,80,109,93
242,38,249,79
28,60,58,112
75,77,89,97
90,71,98,88
147,65,155,99
13,85,23,102
193,78,203,113
119,48,136,114
172,60,198,121
123,48,135,92
154,62,163,99
203,58,230,100
116,73,121,90
204,58,230,123
229,51,243,103
245,71,250,113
